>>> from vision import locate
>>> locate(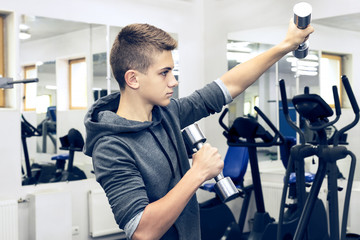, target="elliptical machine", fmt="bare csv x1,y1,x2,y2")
278,75,359,240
